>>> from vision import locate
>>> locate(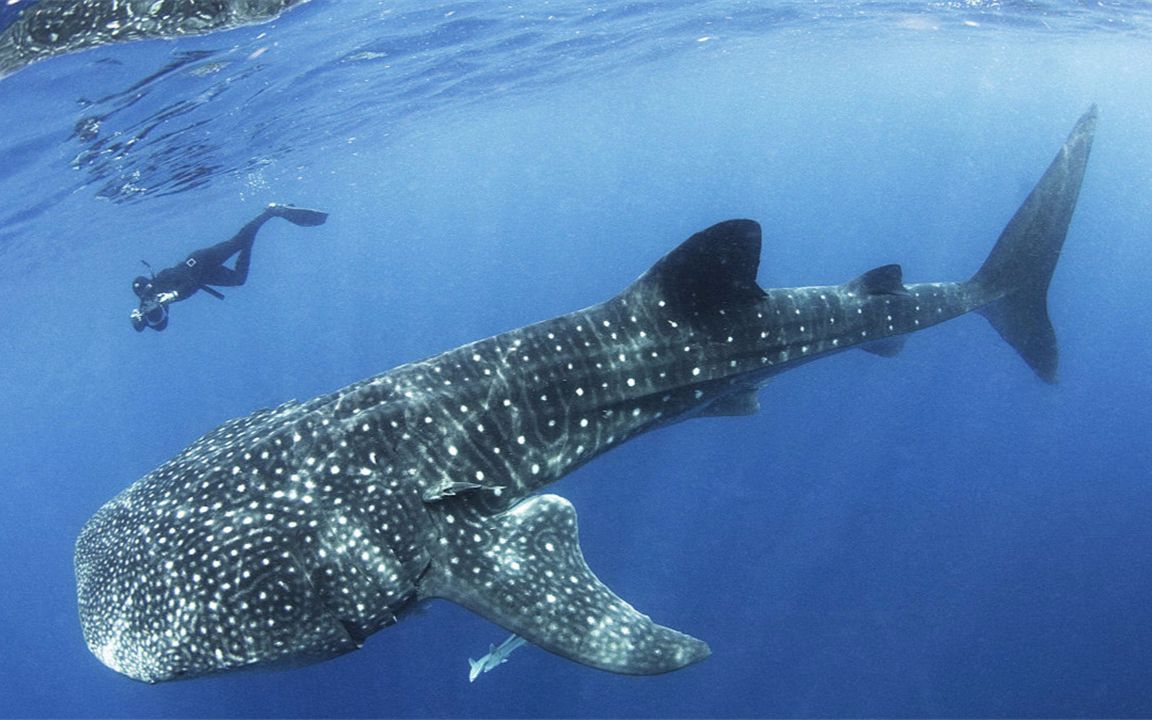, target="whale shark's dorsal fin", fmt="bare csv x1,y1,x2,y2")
629,219,766,311
421,495,710,675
